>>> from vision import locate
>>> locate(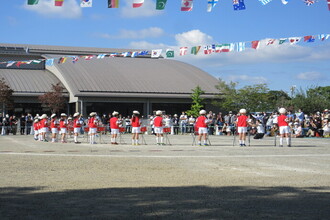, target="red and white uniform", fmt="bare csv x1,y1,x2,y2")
237,115,248,133
39,118,49,133
88,117,98,134
33,122,40,134
59,120,67,134
110,117,120,134
50,119,59,133
73,118,82,133
153,116,164,134
278,114,290,134
196,116,208,134
131,116,141,134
